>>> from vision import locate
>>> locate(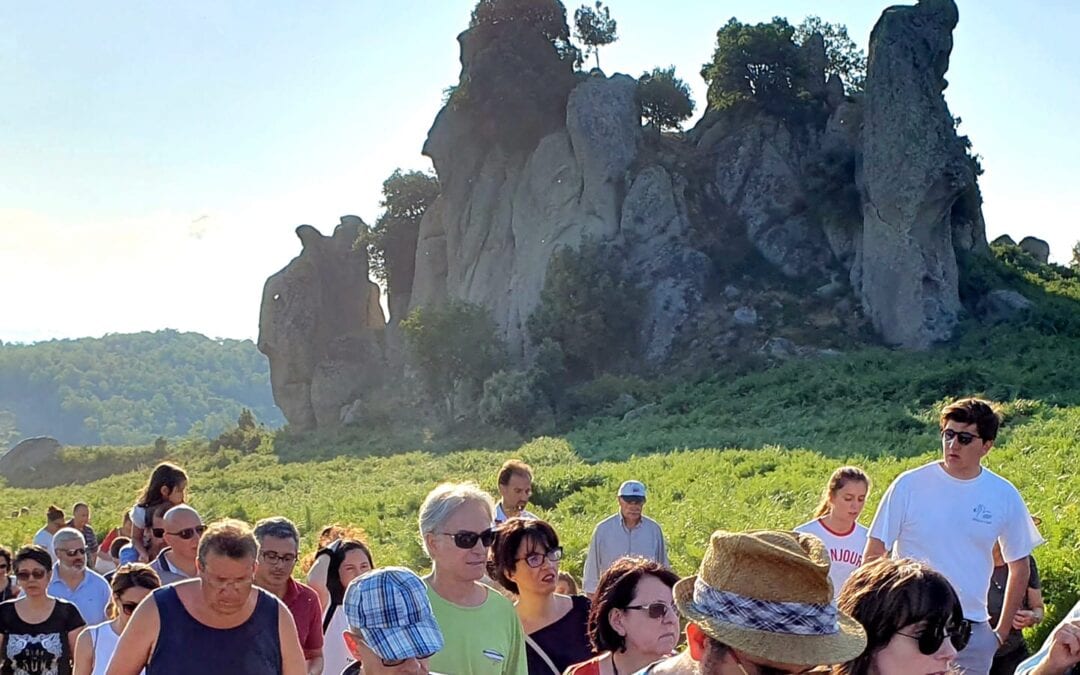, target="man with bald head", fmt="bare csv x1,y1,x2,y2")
149,505,205,585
